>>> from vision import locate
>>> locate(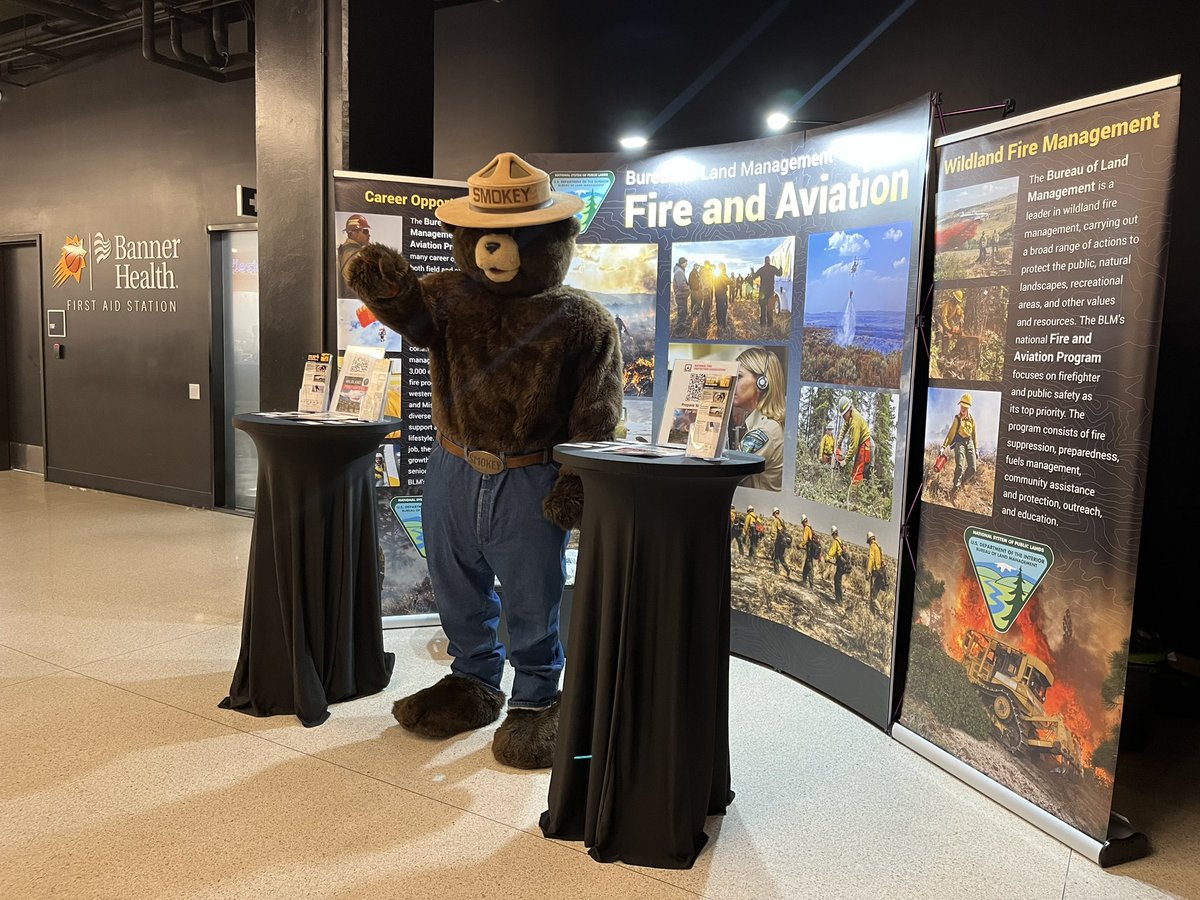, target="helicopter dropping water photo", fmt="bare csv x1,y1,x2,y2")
800,222,913,389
